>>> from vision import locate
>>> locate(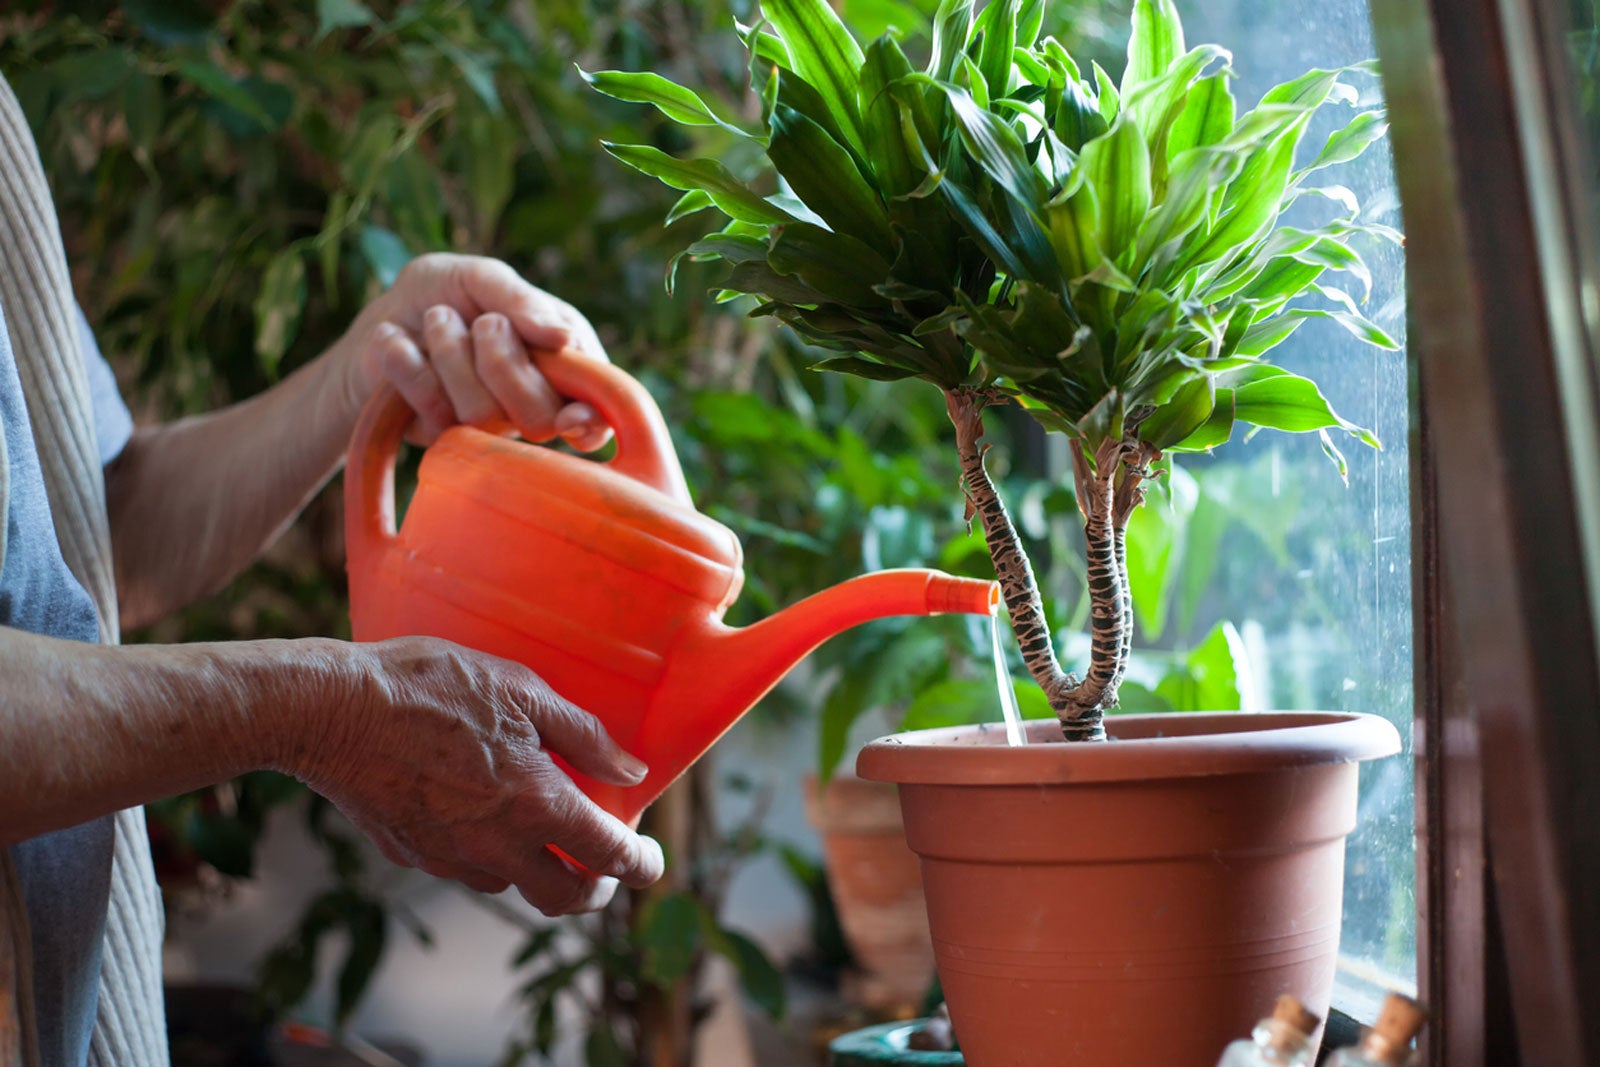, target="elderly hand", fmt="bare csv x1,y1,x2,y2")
338,252,612,449
292,636,664,915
